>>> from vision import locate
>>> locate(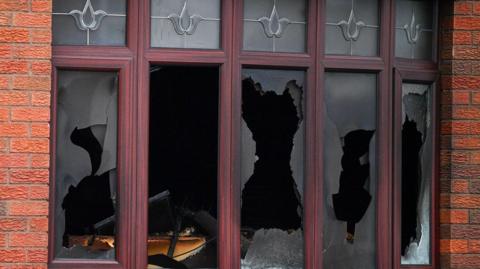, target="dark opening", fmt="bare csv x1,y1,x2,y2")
148,66,219,268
